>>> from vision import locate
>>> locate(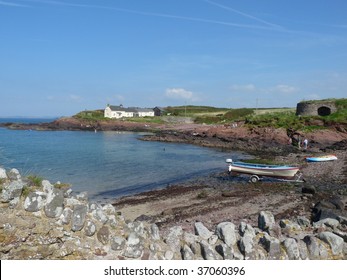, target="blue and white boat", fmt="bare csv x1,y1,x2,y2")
226,159,302,183
305,154,337,162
